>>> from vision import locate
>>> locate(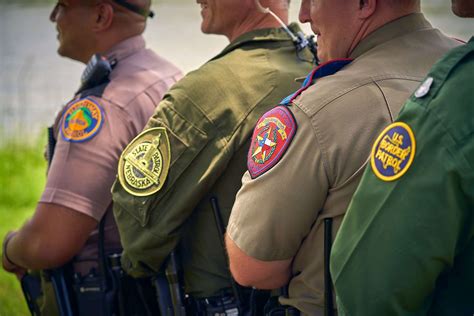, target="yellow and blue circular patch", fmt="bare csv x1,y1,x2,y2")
61,98,104,142
370,122,416,181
